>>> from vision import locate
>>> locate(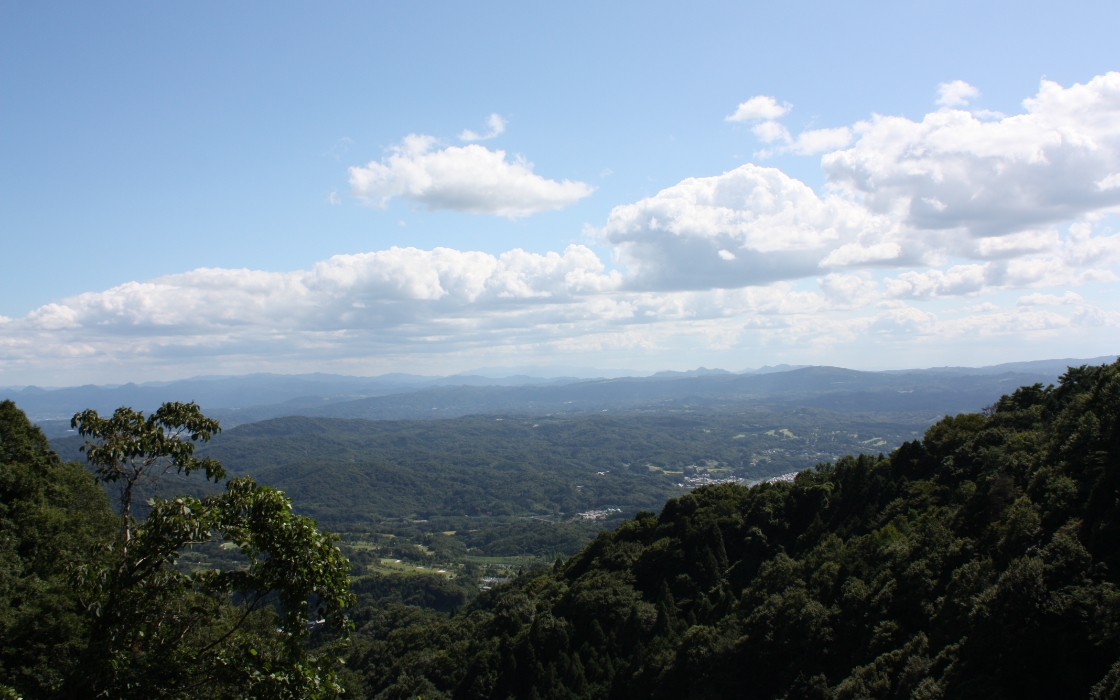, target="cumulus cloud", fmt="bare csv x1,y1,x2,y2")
1017,291,1084,306
963,302,1000,312
752,120,791,144
622,73,1120,296
7,74,1120,381
818,242,901,267
2,242,1115,380
729,94,852,157
880,252,1111,300
603,70,1120,291
0,246,632,370
869,305,938,335
884,265,988,299
54,245,622,331
726,95,791,122
790,127,853,155
753,124,853,158
1072,304,1120,326
864,220,1118,301
1065,222,1120,267
459,113,507,141
600,163,896,290
937,80,980,107
819,272,880,309
823,72,1120,239
349,135,593,217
